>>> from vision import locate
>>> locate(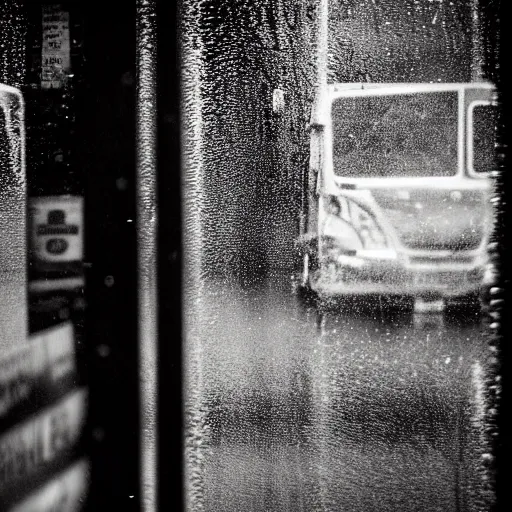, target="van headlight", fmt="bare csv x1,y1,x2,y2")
321,195,389,252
